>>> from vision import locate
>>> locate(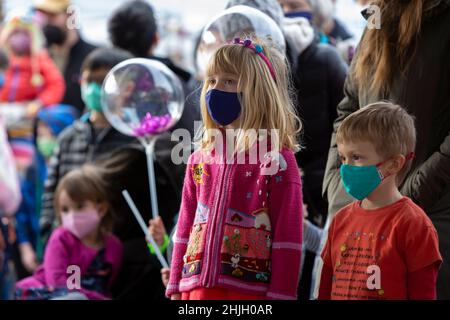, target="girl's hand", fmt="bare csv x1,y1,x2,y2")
19,242,38,273
148,216,167,247
171,293,181,300
161,267,170,288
